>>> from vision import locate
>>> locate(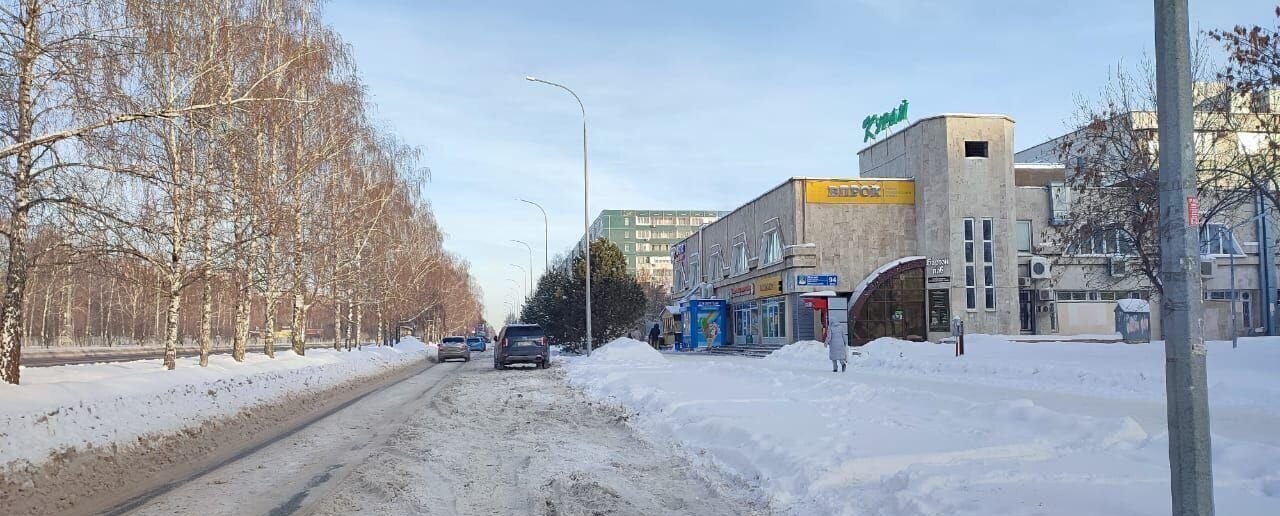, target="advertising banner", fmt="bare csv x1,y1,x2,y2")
804,179,915,205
